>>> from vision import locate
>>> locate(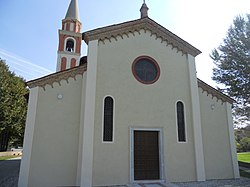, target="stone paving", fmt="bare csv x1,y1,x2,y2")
175,178,250,187
1,177,250,187
1,157,250,187
0,158,20,187
100,179,250,187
